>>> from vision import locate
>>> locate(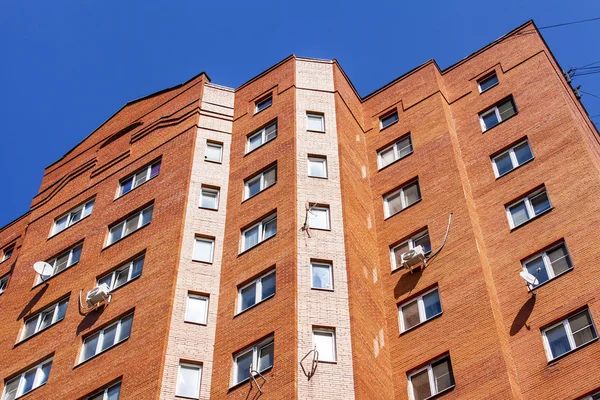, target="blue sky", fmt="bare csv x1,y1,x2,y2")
1,0,599,227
